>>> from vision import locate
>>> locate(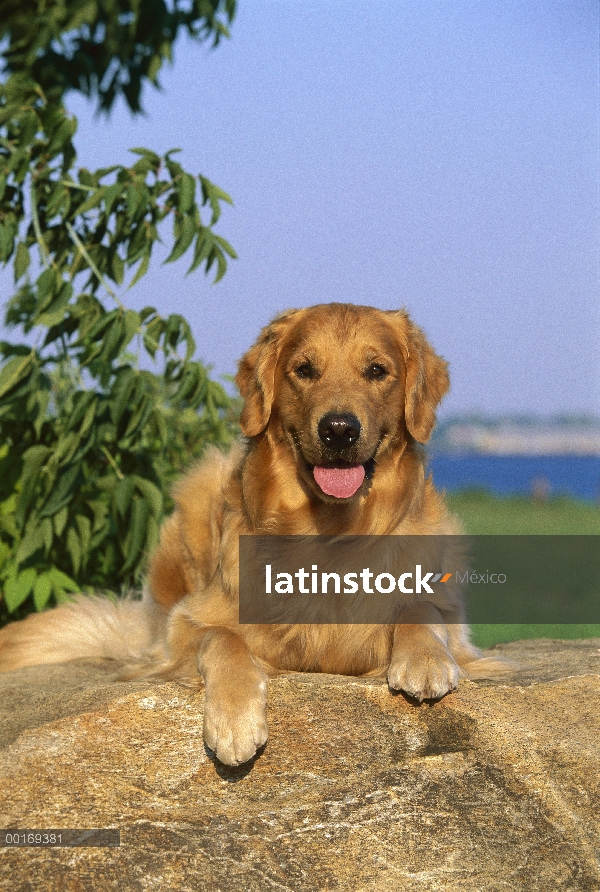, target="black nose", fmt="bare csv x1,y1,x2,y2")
317,413,361,451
